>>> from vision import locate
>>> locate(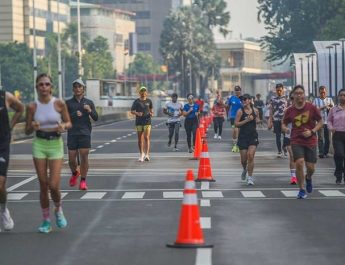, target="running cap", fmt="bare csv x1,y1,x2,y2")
187,94,194,100
139,86,147,92
72,78,85,87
